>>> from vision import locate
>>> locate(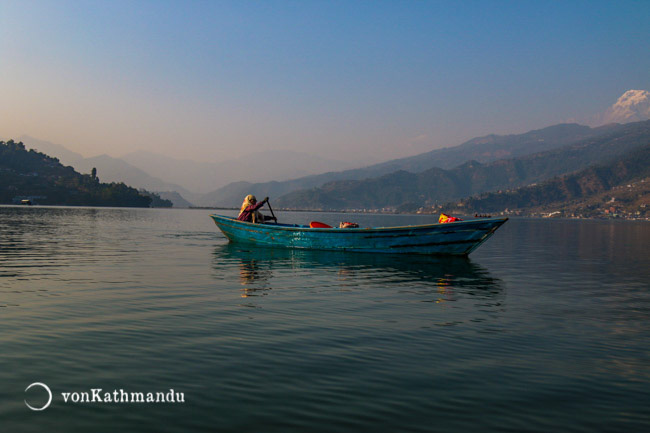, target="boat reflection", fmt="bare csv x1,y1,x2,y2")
212,244,504,302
